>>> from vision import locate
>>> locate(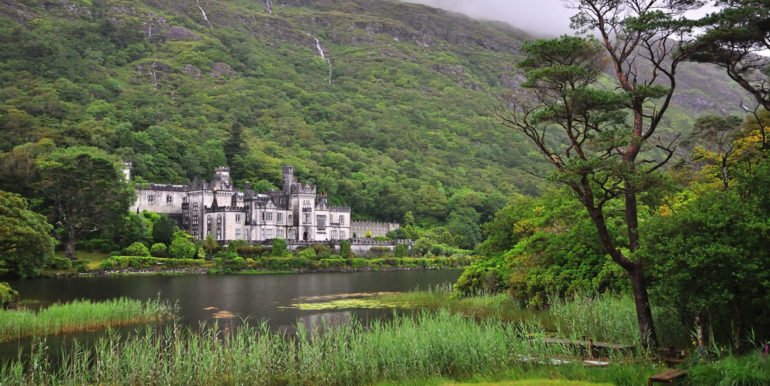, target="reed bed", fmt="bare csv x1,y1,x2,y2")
0,311,657,385
0,297,175,343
